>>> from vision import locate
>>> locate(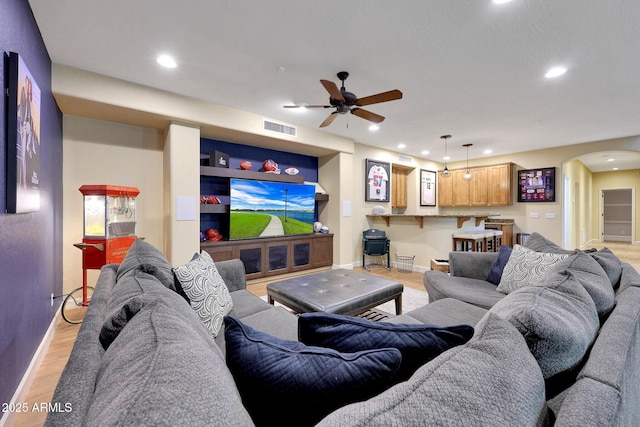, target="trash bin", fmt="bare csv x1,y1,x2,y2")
395,254,415,273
